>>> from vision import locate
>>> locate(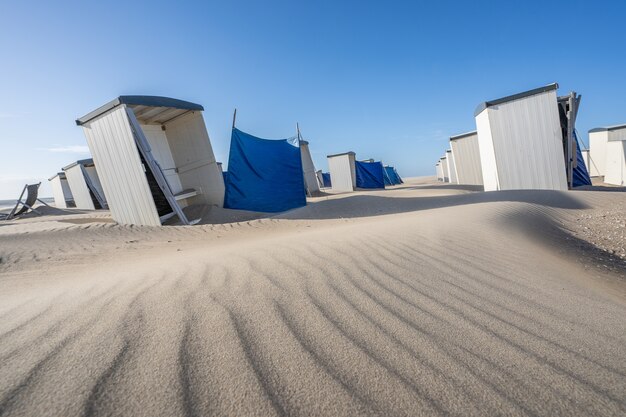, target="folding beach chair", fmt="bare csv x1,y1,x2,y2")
1,183,50,220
